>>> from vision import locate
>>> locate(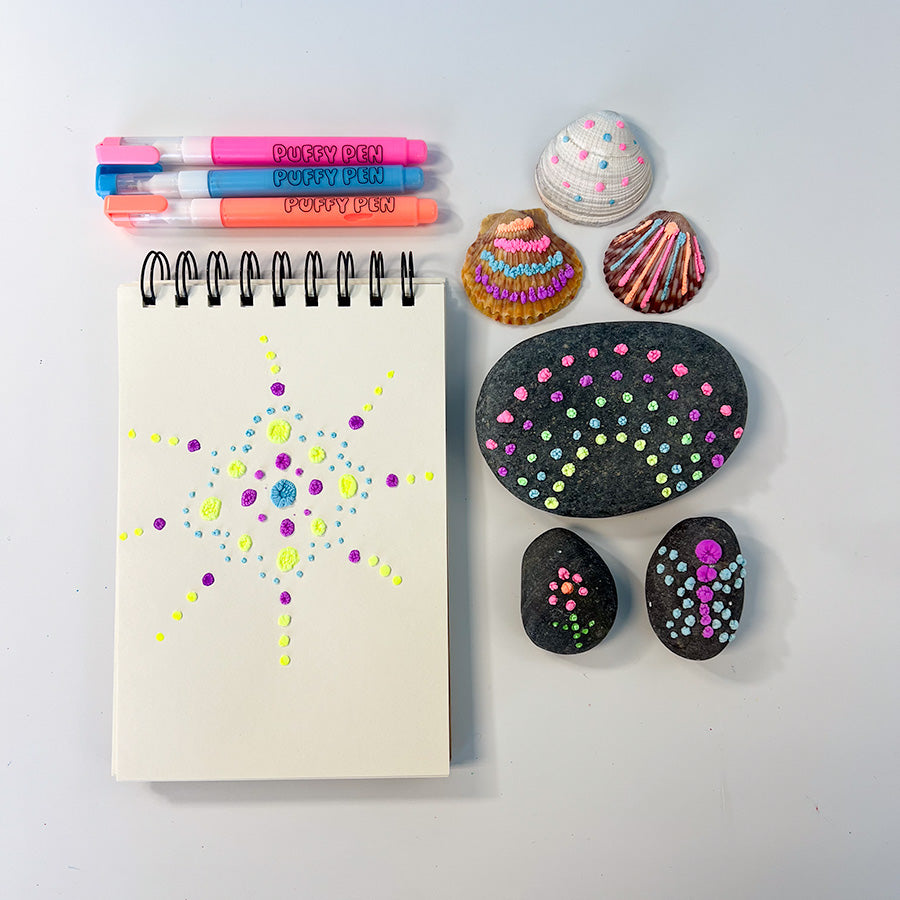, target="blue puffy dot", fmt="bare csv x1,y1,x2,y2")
664,575,674,586
572,430,582,440
641,423,651,434
660,443,670,453
599,160,608,169
618,416,627,426
550,449,563,460
676,562,688,572
270,479,297,508
528,489,539,499
684,615,696,627
603,133,612,141
676,481,688,492
656,563,665,574
574,195,582,202
590,418,601,428
671,464,682,474
669,549,679,560
672,608,681,619
536,472,546,481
